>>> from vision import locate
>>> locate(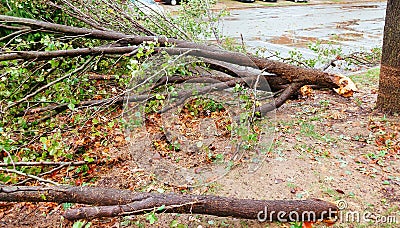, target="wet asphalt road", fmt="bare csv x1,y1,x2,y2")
221,2,386,57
